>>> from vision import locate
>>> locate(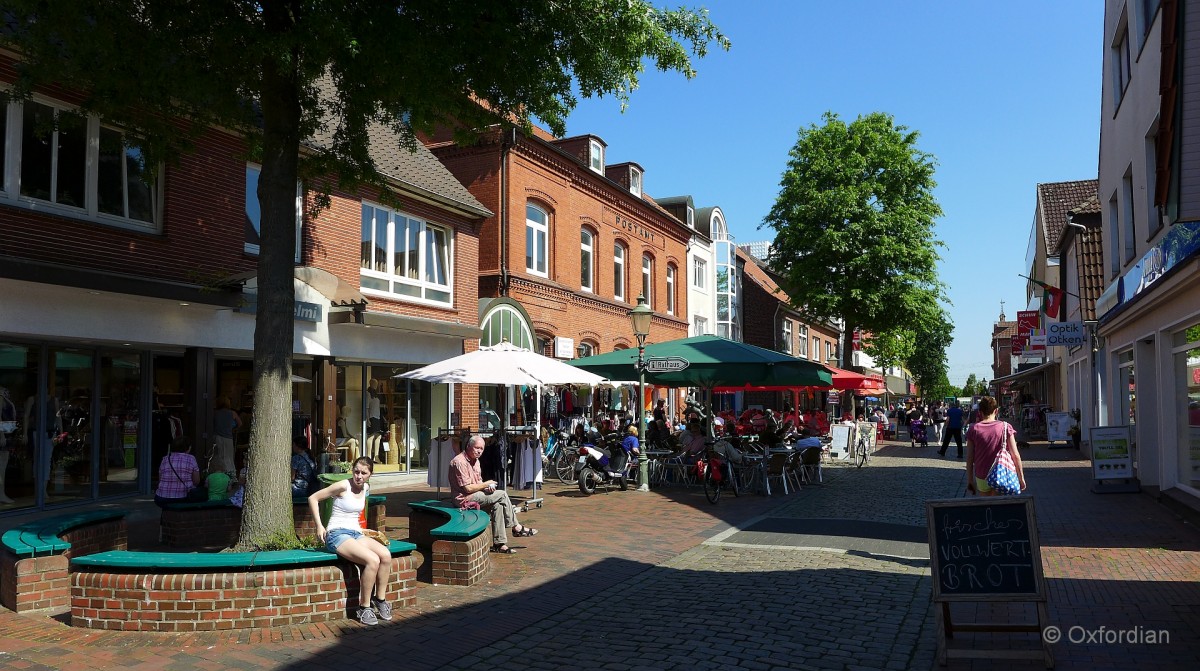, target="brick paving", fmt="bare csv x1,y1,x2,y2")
0,441,1198,670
